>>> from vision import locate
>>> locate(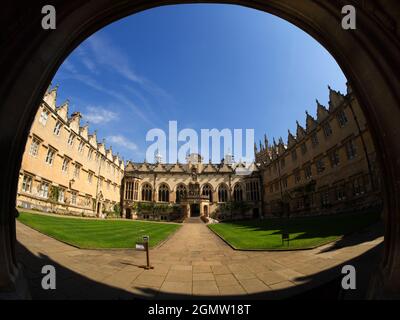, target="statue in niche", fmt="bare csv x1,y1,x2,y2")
191,167,197,182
